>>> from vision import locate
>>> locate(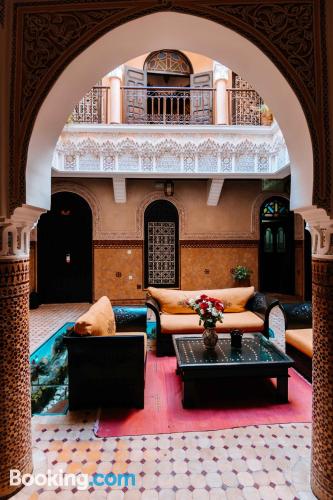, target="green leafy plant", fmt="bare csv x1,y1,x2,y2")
230,265,252,281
